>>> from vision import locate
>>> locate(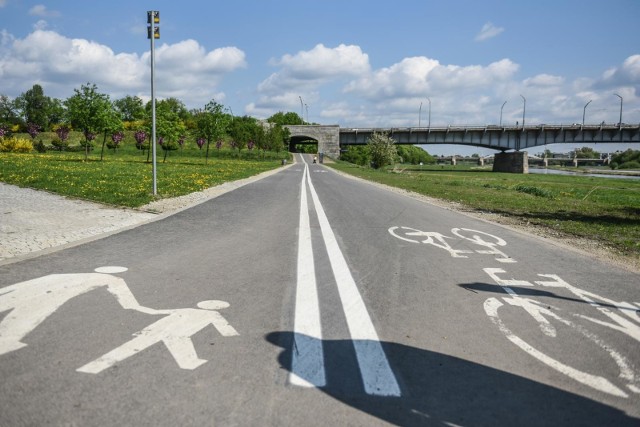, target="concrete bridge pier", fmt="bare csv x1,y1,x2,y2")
451,156,457,166
478,157,485,166
493,151,529,173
